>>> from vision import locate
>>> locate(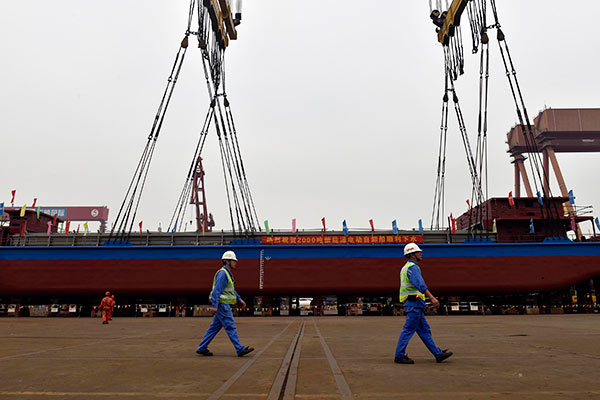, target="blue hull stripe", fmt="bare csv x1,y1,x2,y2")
1,242,600,261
